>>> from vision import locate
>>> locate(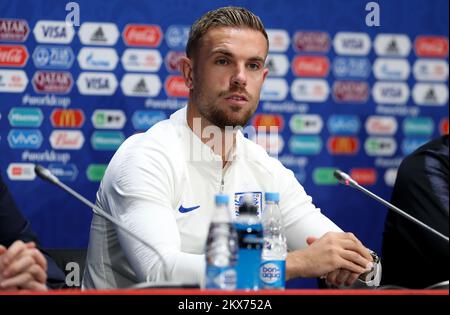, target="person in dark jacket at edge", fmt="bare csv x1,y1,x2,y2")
0,171,65,291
